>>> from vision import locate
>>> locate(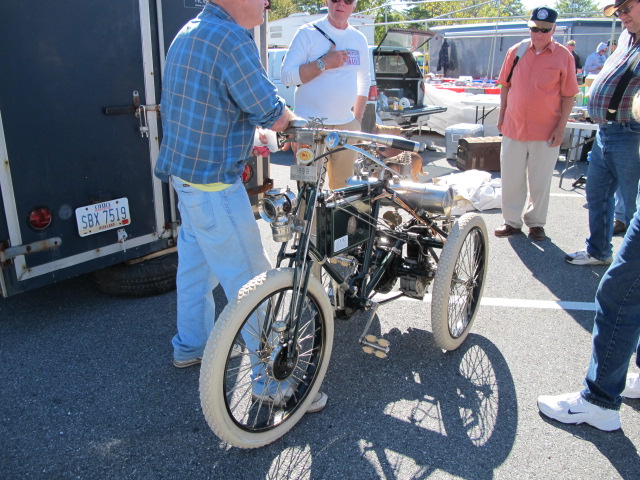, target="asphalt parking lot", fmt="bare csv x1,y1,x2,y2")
2,132,639,479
